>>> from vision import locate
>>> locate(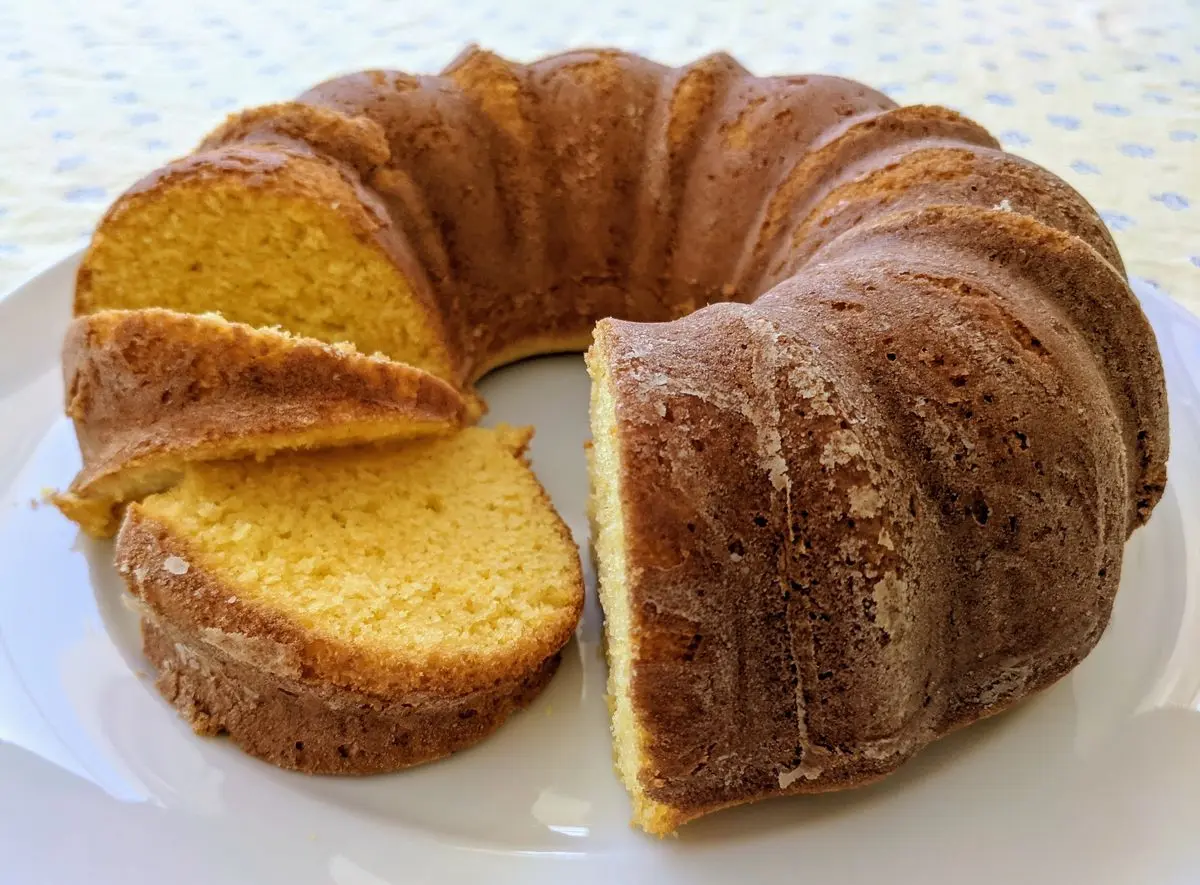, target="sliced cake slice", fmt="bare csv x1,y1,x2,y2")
116,425,584,772
55,309,468,538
